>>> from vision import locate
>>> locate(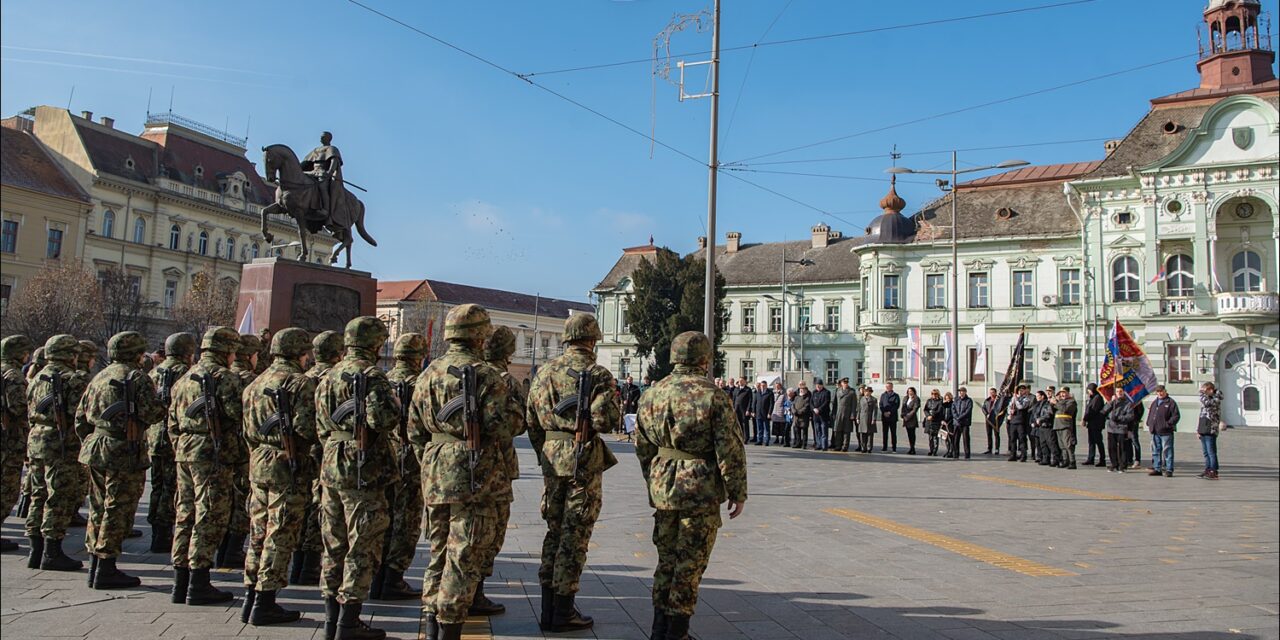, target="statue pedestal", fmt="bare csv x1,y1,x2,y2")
236,257,377,334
